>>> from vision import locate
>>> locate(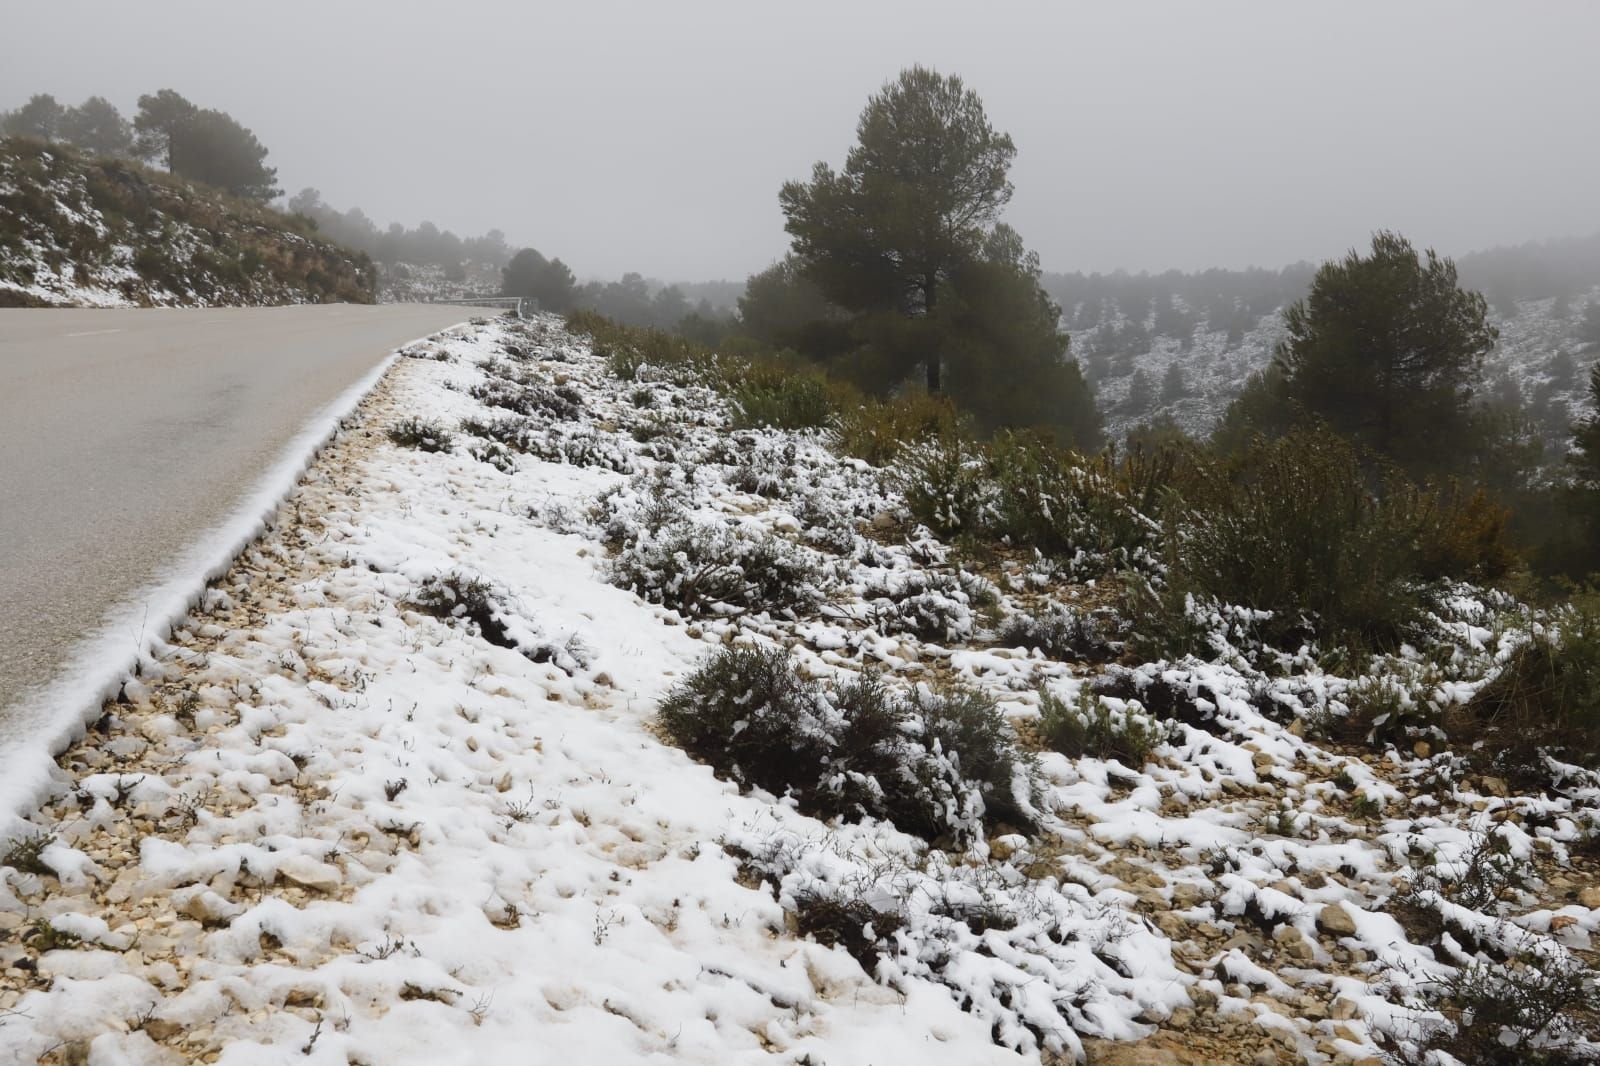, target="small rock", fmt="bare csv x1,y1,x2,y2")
1171,882,1206,908
144,1017,184,1041
870,510,896,531
1480,775,1509,797
181,891,238,926
1579,886,1600,910
277,856,341,895
1272,924,1314,961
495,773,514,793
1412,740,1431,758
1317,903,1358,938
284,986,324,1009
1168,1007,1195,1030
1082,1040,1186,1065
